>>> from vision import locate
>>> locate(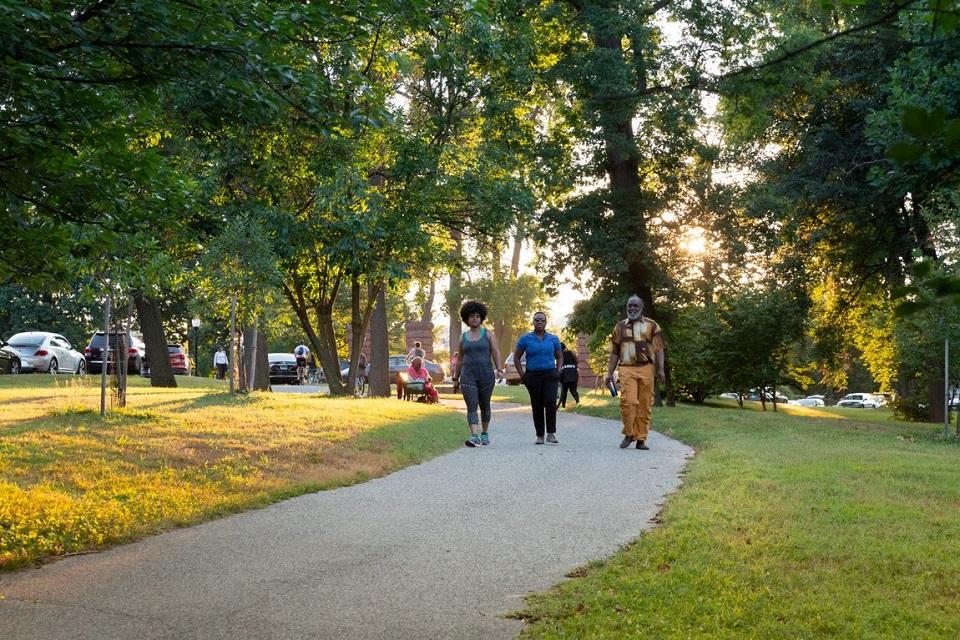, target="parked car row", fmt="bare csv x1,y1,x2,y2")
718,389,790,403
0,330,191,377
719,391,890,409
2,331,86,374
